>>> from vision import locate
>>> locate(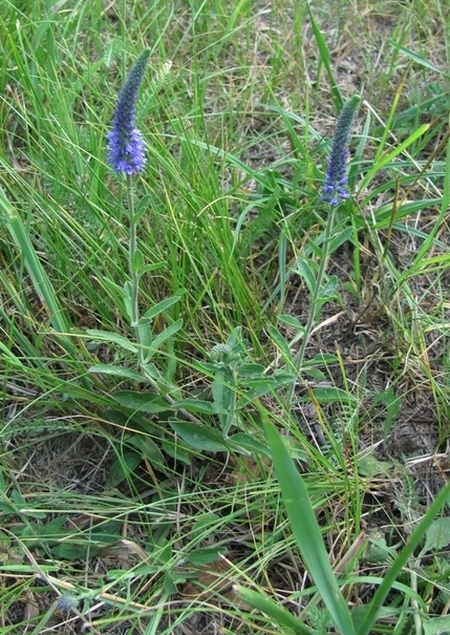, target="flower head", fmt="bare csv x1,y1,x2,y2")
322,95,360,206
107,50,151,175
56,593,78,612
